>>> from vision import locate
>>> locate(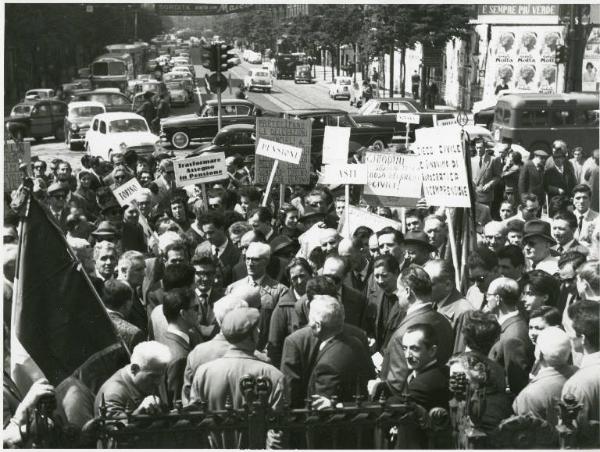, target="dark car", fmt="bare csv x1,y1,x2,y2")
187,123,256,160
294,65,313,84
70,89,132,113
281,108,395,166
352,98,456,142
5,99,67,142
160,99,264,149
